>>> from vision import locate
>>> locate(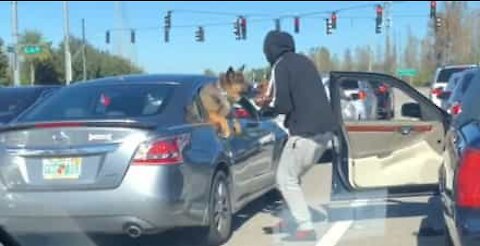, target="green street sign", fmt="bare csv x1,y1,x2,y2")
397,68,418,77
23,45,42,55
